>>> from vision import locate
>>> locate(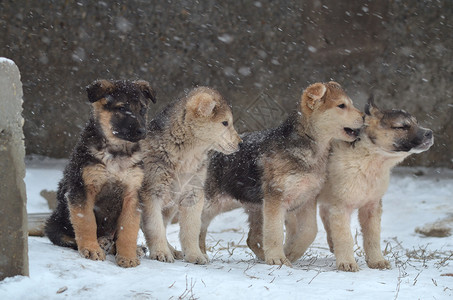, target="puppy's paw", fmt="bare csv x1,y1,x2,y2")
79,246,106,261
184,251,209,265
203,253,209,261
247,241,265,261
116,255,140,268
136,245,148,259
253,249,265,261
367,259,391,270
337,261,359,272
98,236,115,254
148,248,175,263
285,251,303,263
172,248,183,260
265,256,292,267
